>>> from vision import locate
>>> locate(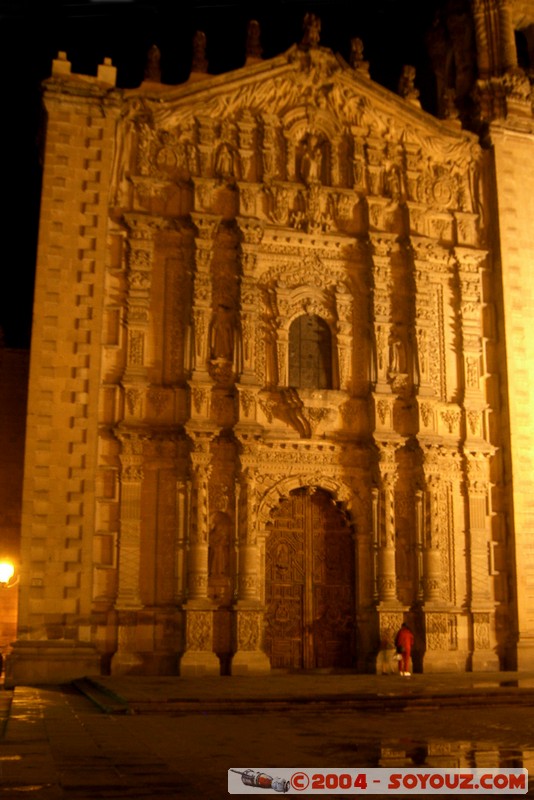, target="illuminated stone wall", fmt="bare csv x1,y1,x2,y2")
490,126,534,669
9,14,533,681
